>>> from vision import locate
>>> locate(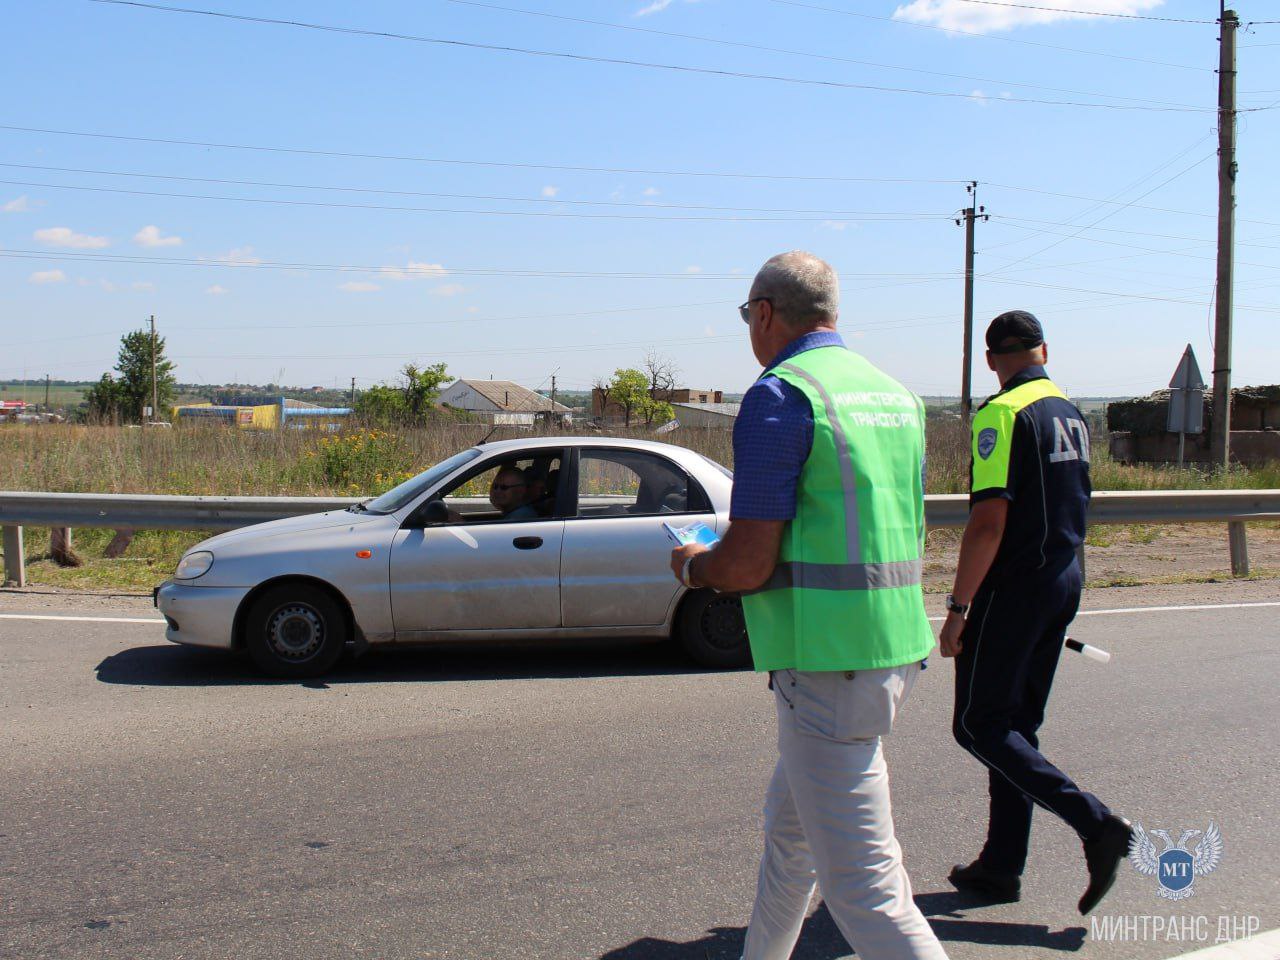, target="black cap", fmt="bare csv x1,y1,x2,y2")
985,310,1044,354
